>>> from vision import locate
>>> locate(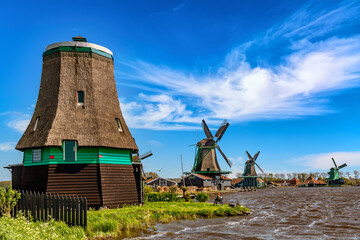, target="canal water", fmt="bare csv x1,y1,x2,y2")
131,187,360,240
